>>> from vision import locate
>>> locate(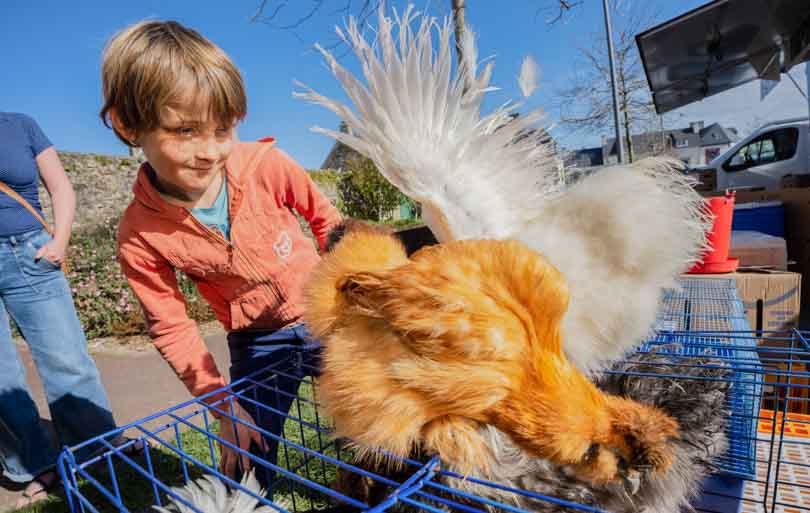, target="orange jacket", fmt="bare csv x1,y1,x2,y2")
118,140,341,399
